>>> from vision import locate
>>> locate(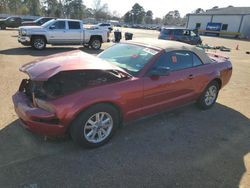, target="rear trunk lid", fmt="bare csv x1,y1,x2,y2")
206,52,230,63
